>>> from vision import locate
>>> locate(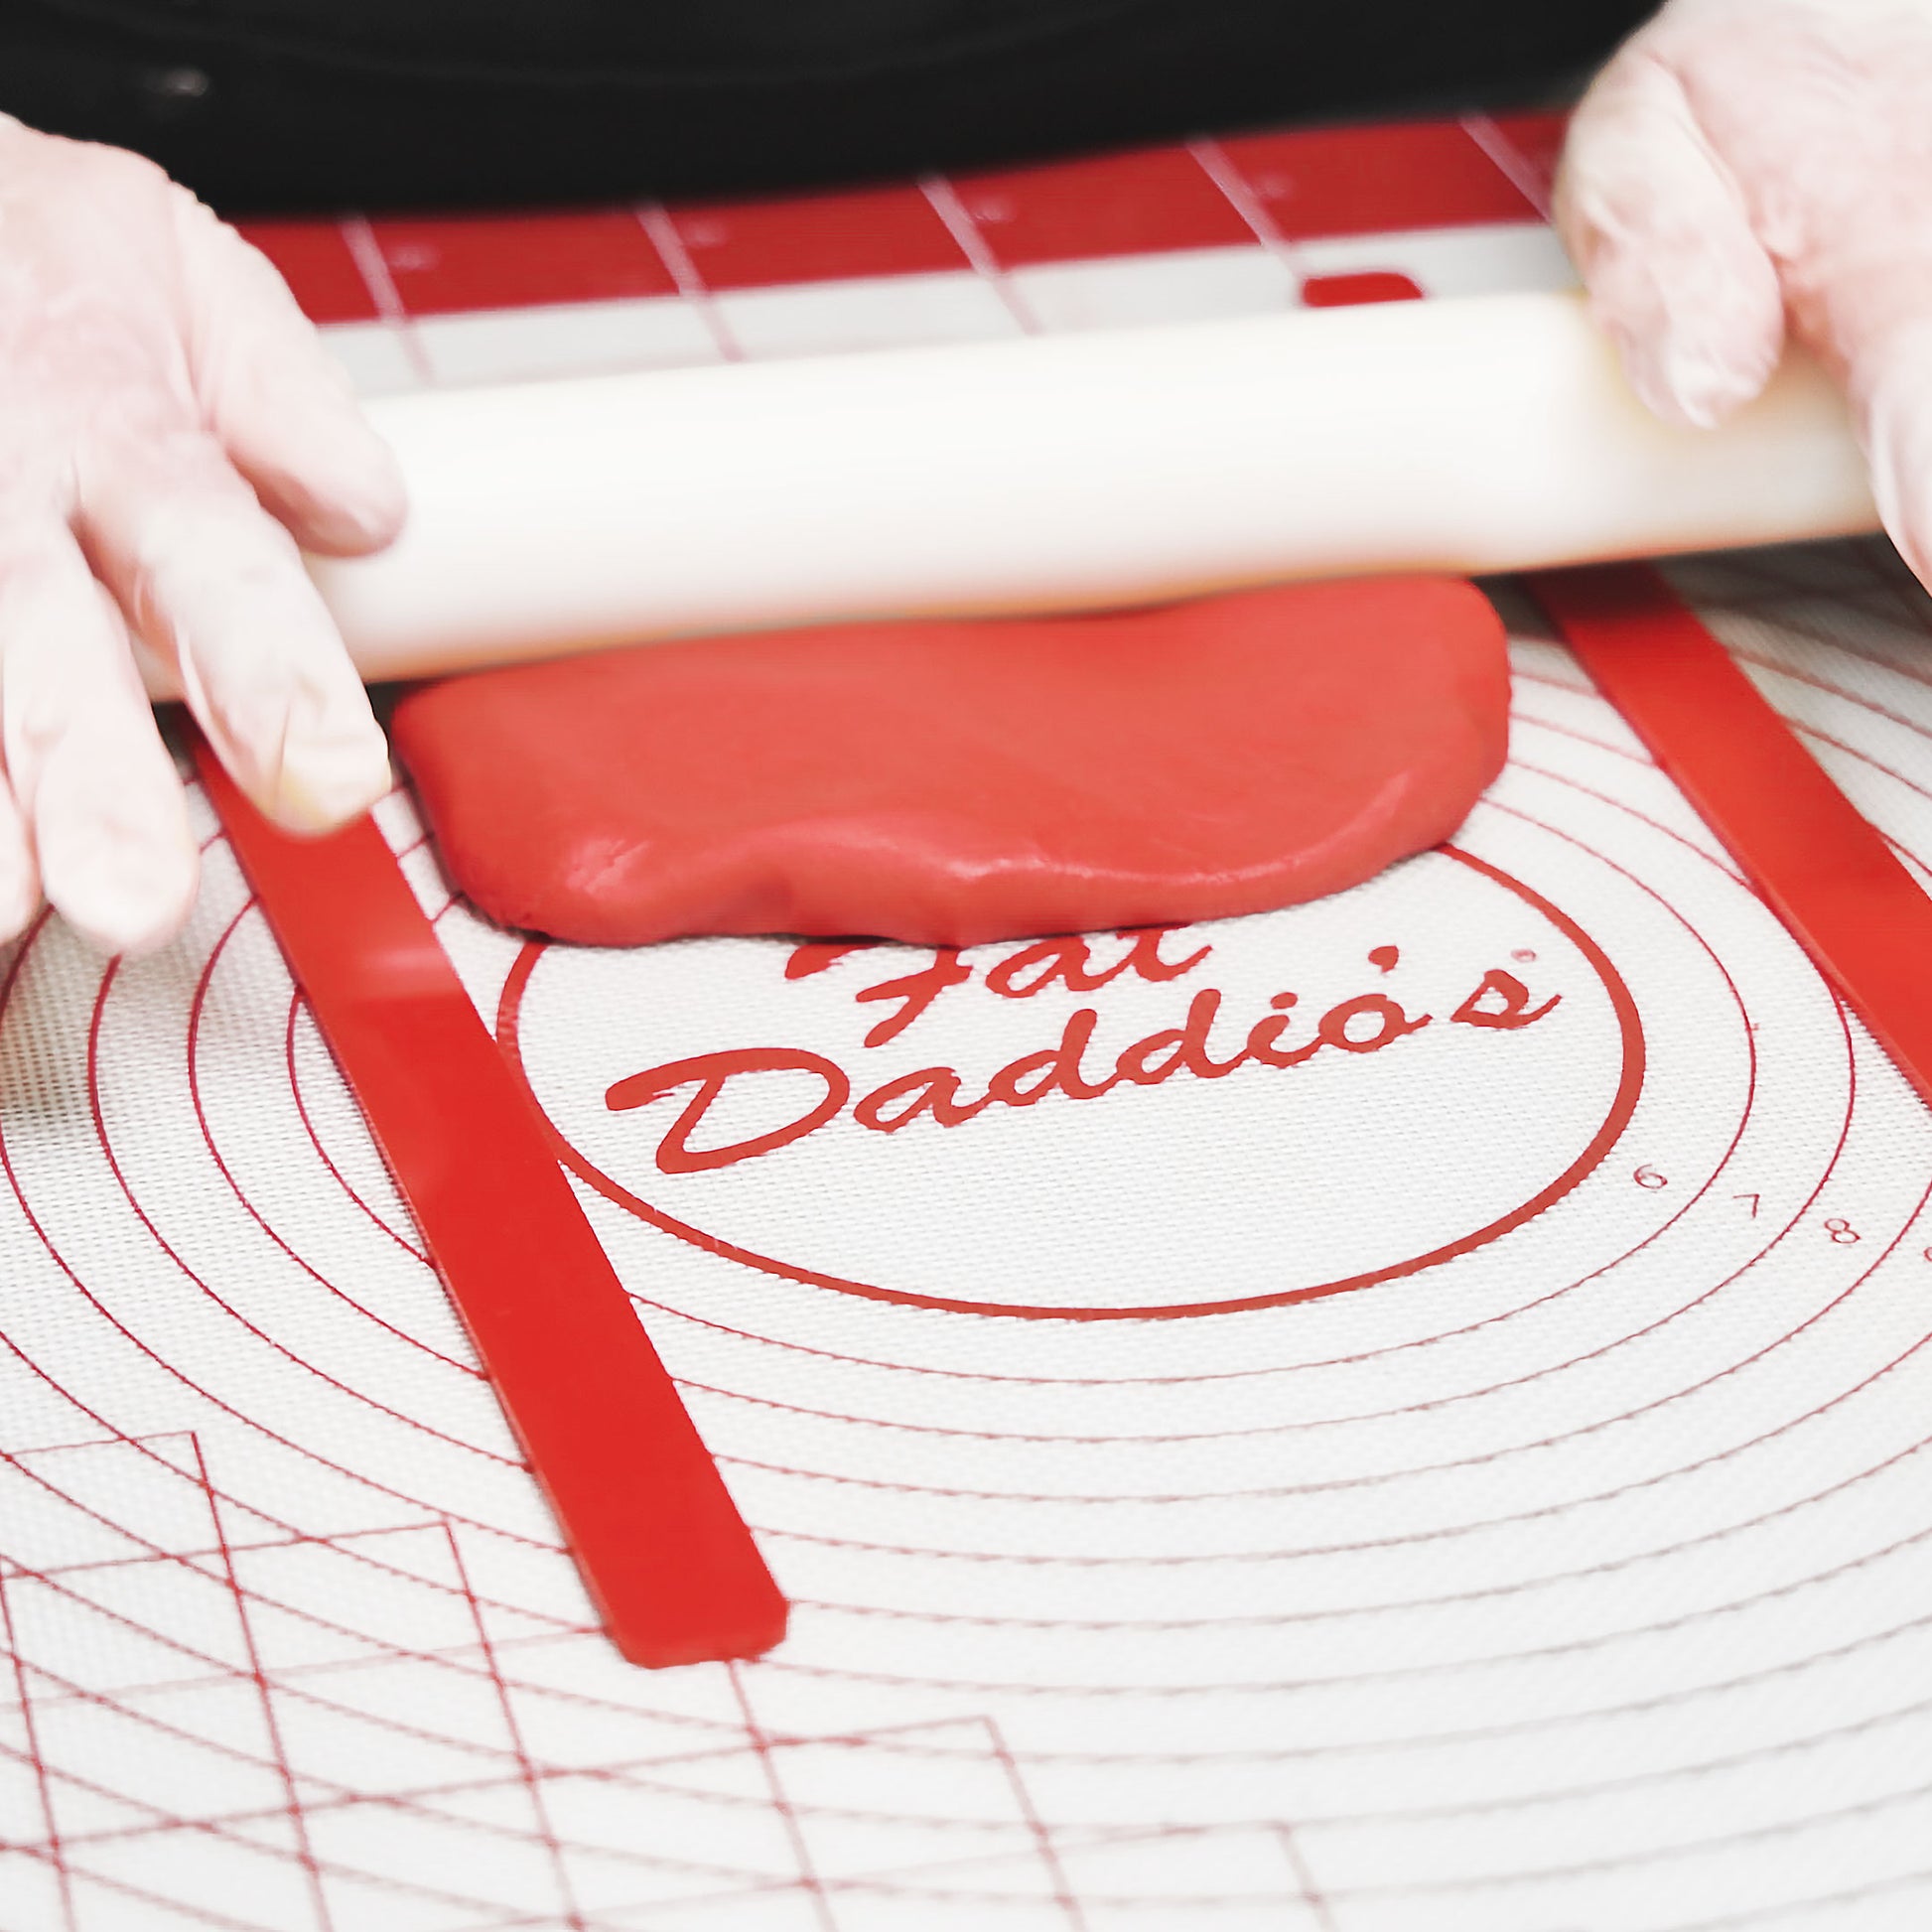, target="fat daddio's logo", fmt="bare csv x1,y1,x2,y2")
500,849,1642,1317
610,934,1551,1165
